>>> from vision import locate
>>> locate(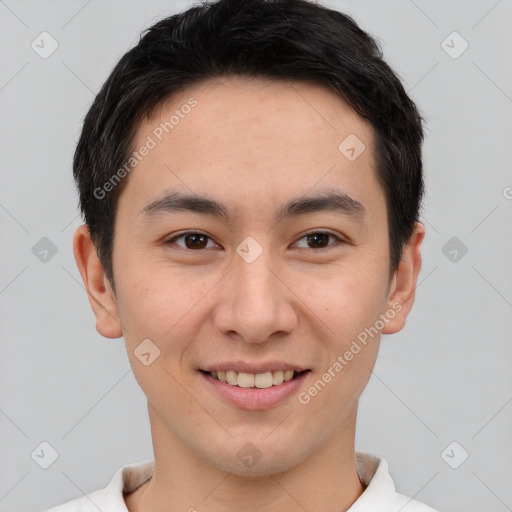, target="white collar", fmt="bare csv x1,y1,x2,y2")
94,451,436,512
